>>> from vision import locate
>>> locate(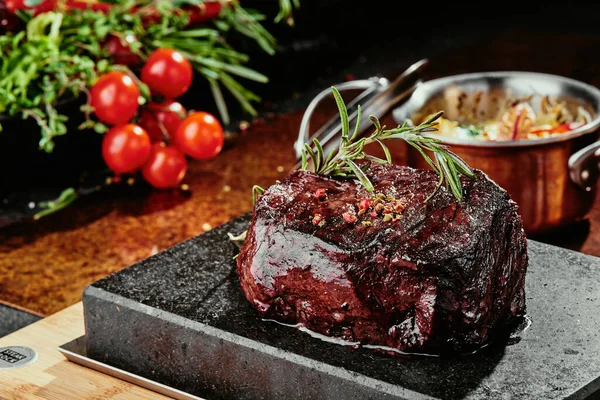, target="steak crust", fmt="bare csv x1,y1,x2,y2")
237,164,528,354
